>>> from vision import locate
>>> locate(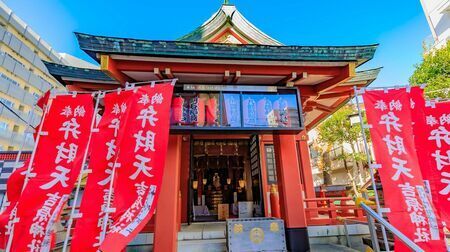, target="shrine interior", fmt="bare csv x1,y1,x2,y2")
190,139,264,222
